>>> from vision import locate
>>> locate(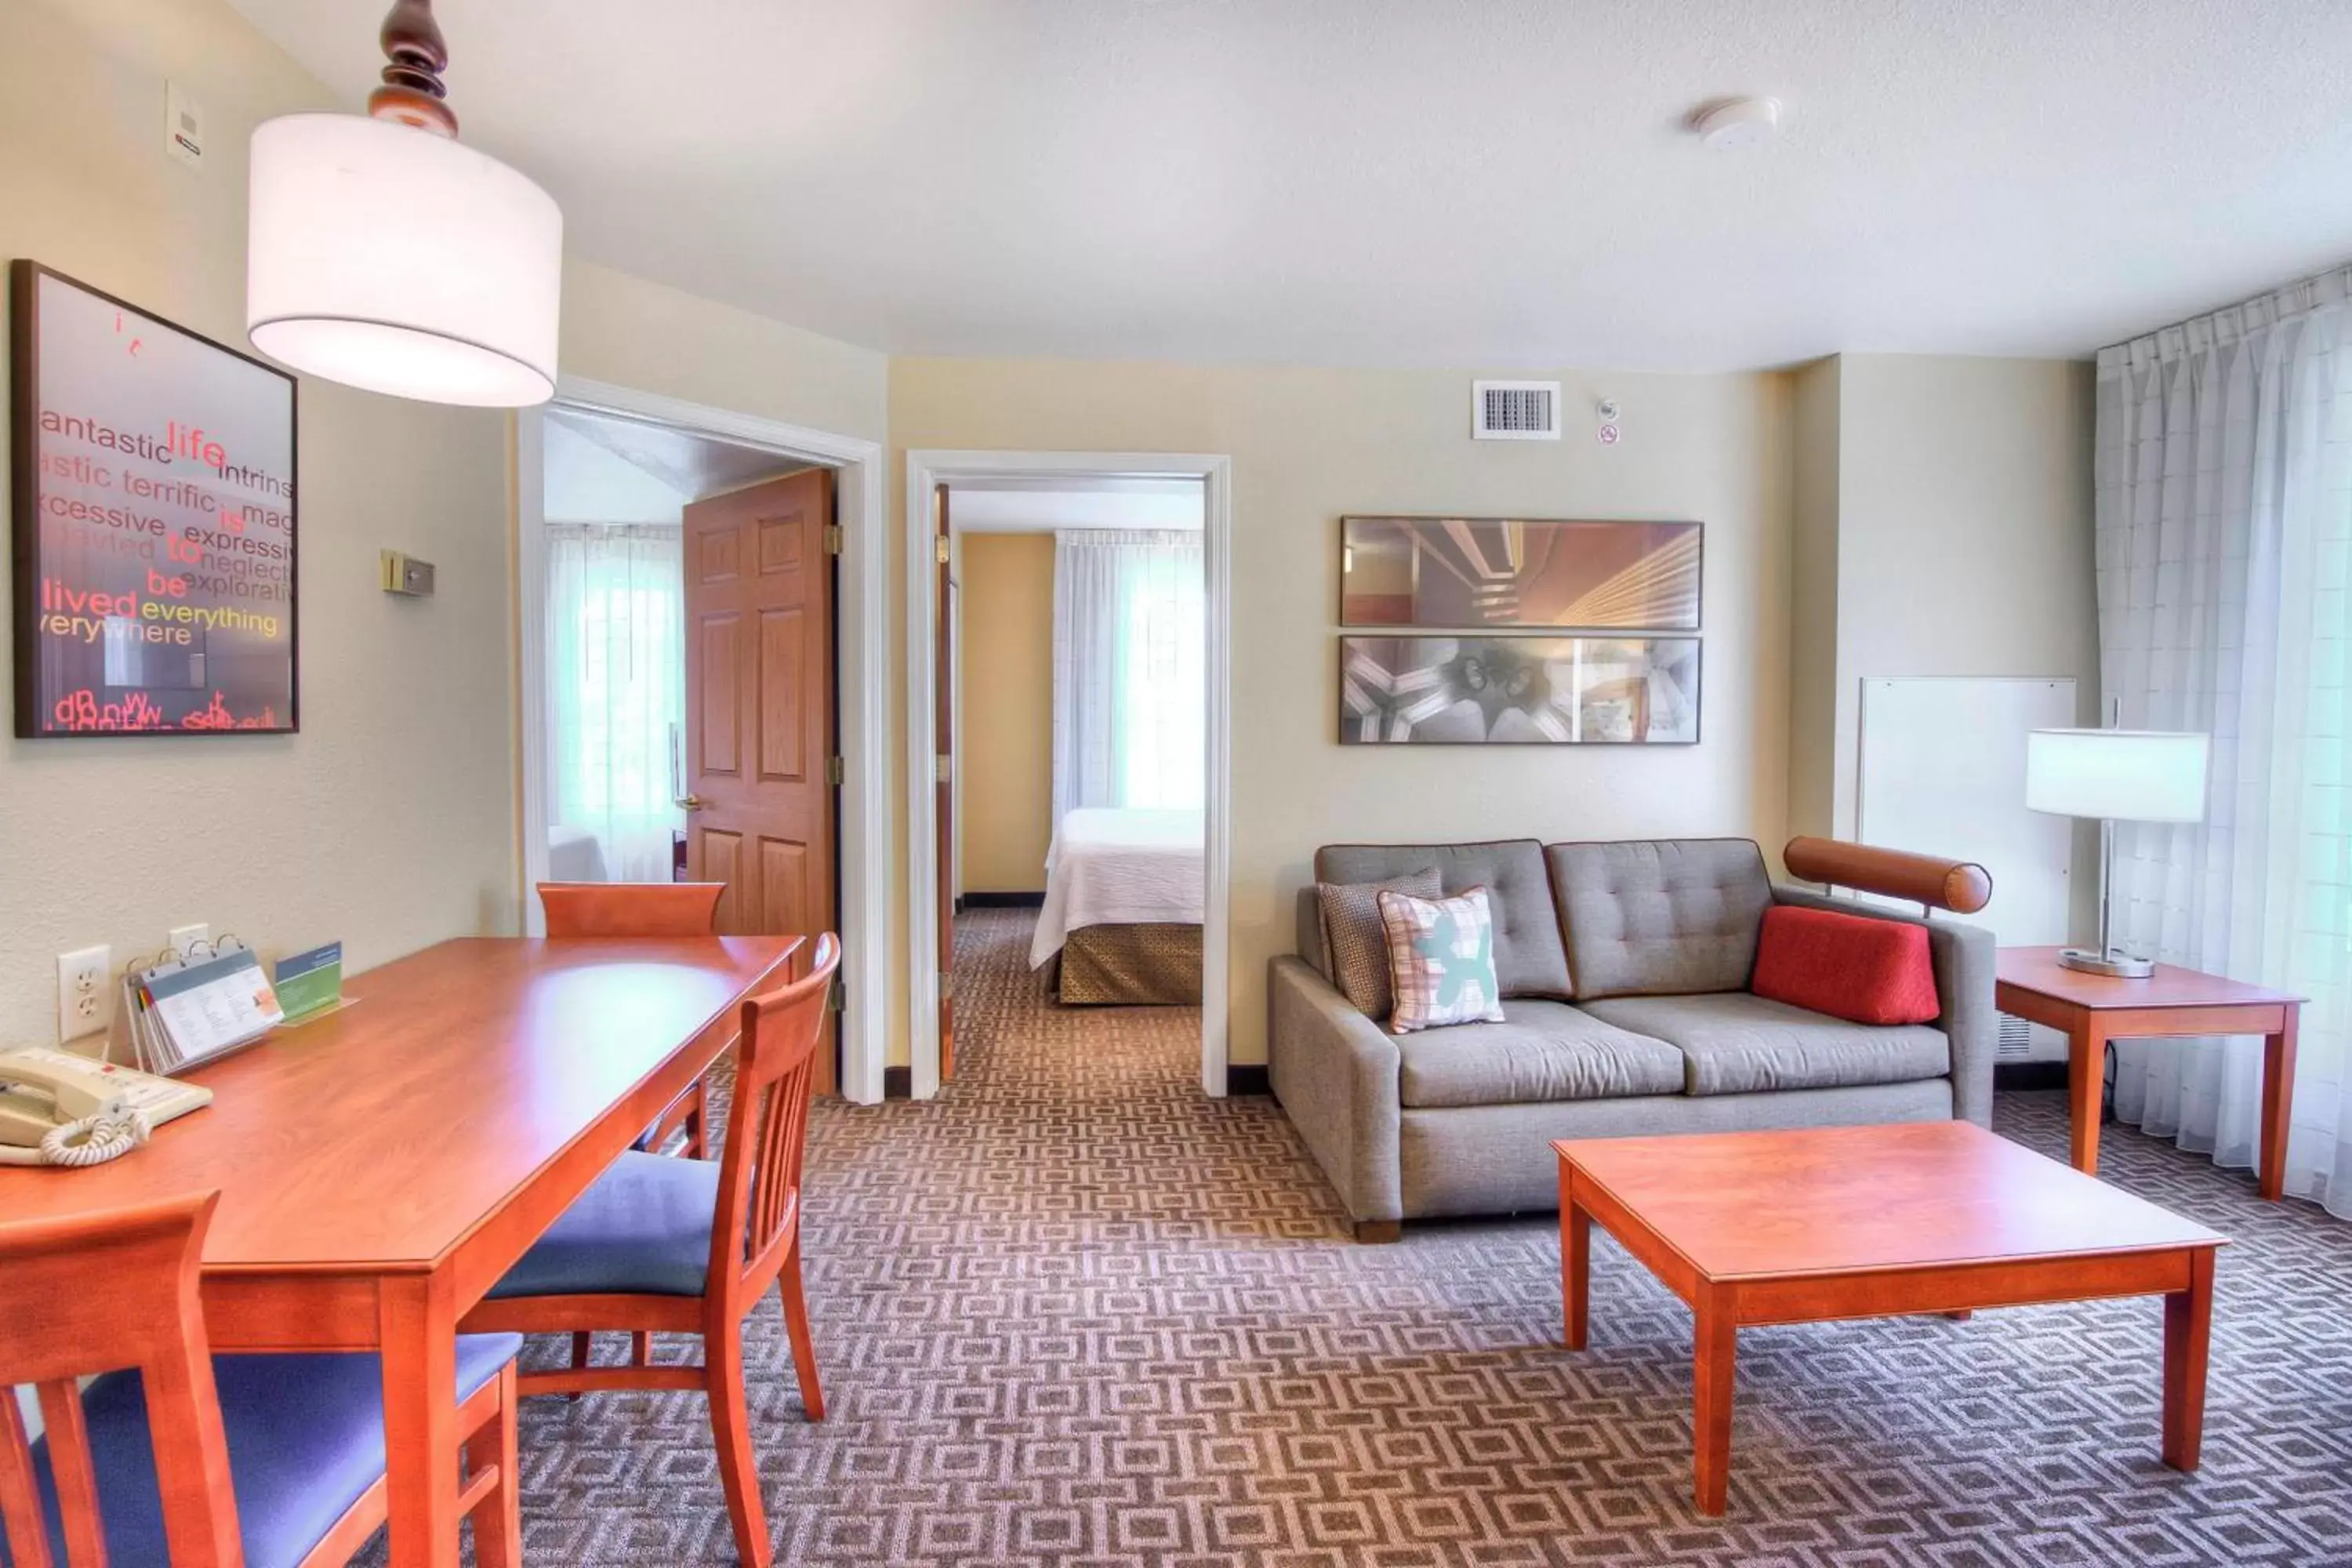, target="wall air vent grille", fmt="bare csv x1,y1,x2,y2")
1472,379,1562,441
1997,1012,2034,1060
